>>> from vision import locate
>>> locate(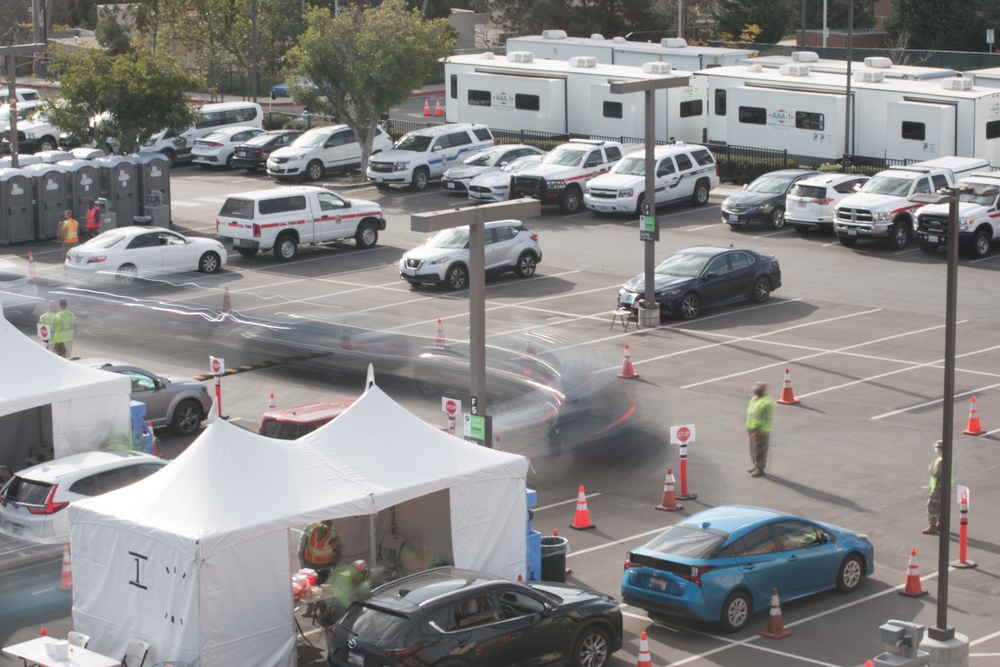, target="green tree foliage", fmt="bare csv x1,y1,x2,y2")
95,7,134,55
885,0,997,52
713,0,791,44
285,0,456,174
44,47,203,153
487,0,665,40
